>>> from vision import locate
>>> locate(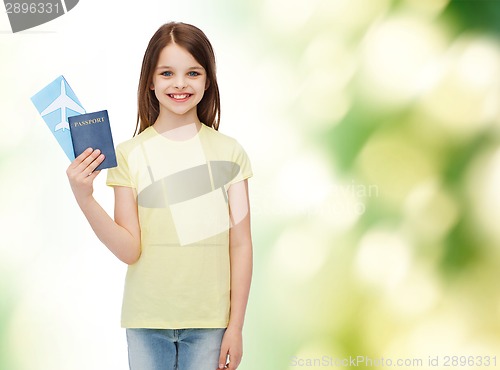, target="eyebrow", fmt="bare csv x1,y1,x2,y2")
156,65,204,70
